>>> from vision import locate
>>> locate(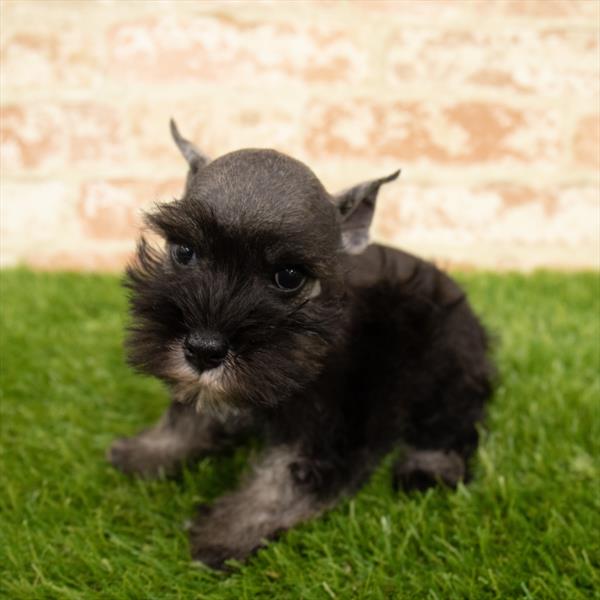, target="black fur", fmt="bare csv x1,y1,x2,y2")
108,122,494,569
